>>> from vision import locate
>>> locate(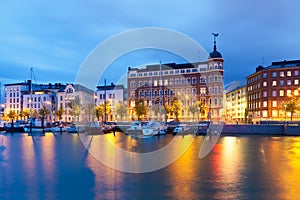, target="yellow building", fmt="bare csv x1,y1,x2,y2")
224,86,247,123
